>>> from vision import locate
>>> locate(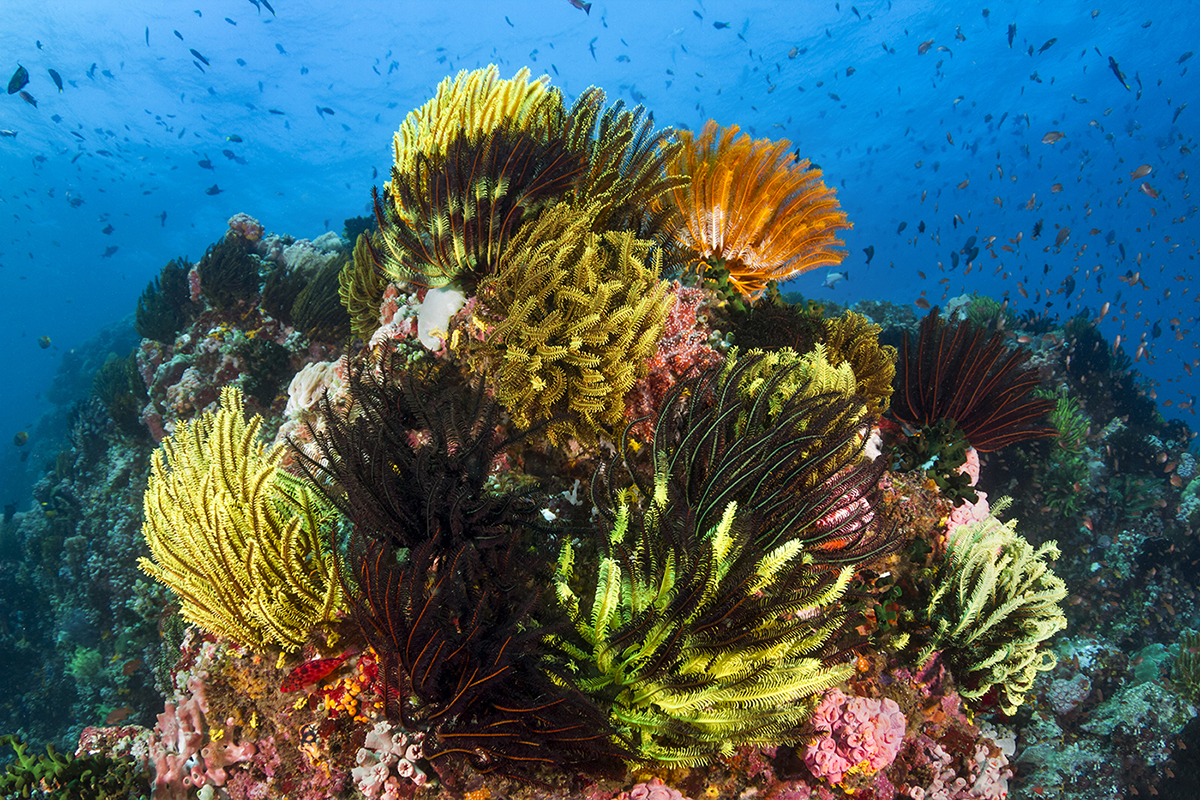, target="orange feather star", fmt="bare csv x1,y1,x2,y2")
666,121,852,299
